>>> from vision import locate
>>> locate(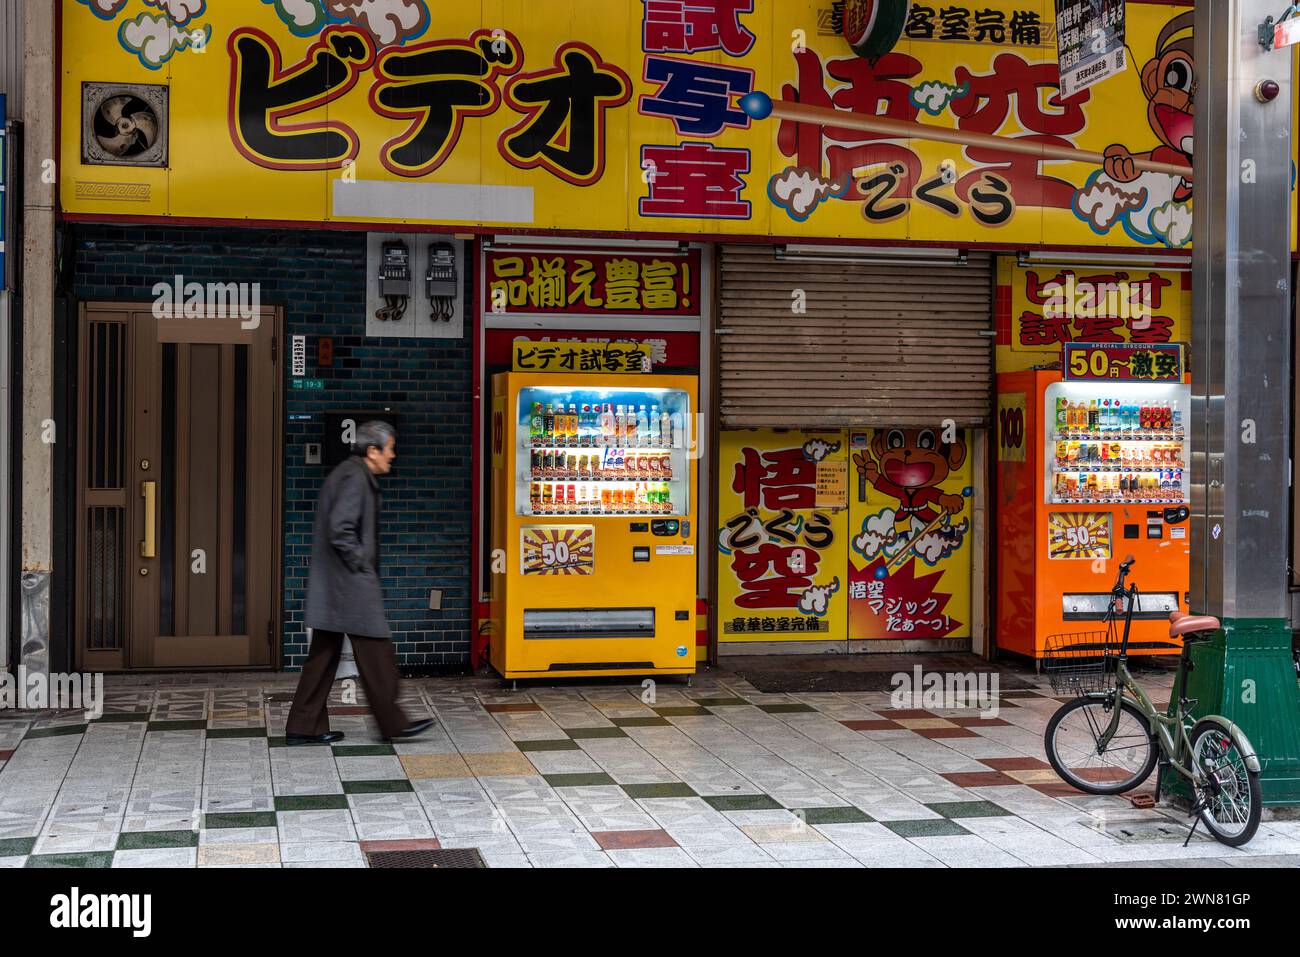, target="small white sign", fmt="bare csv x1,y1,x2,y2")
656,545,694,556
291,335,306,377
1277,17,1300,50
1170,526,1186,539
